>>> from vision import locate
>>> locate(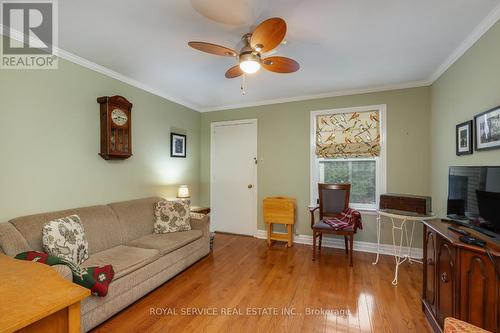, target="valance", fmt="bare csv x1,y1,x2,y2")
316,110,380,158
